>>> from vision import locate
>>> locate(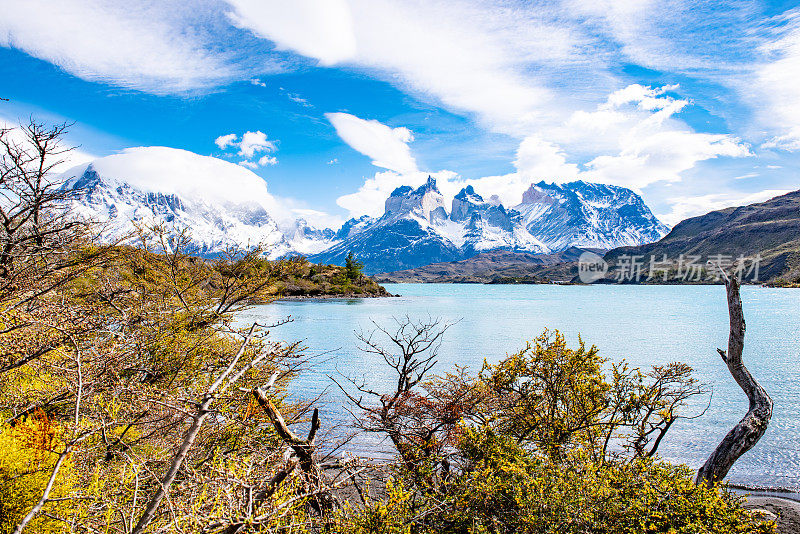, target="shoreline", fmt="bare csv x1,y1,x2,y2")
731,485,800,502
739,494,800,533
268,293,398,302
375,280,792,287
